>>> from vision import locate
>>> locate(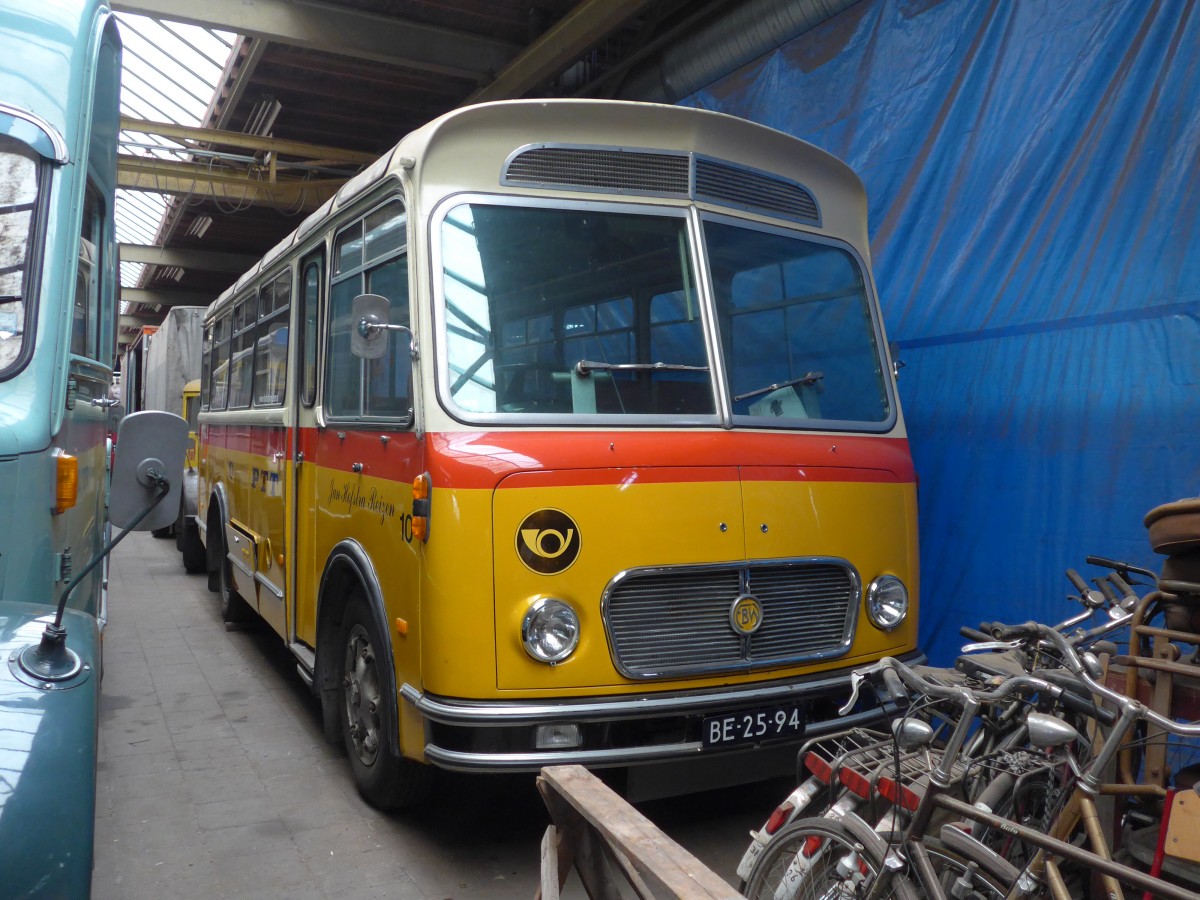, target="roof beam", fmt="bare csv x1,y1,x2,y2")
121,288,217,309
111,0,520,81
118,157,341,212
119,243,257,273
120,117,379,166
467,0,661,103
118,311,162,331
